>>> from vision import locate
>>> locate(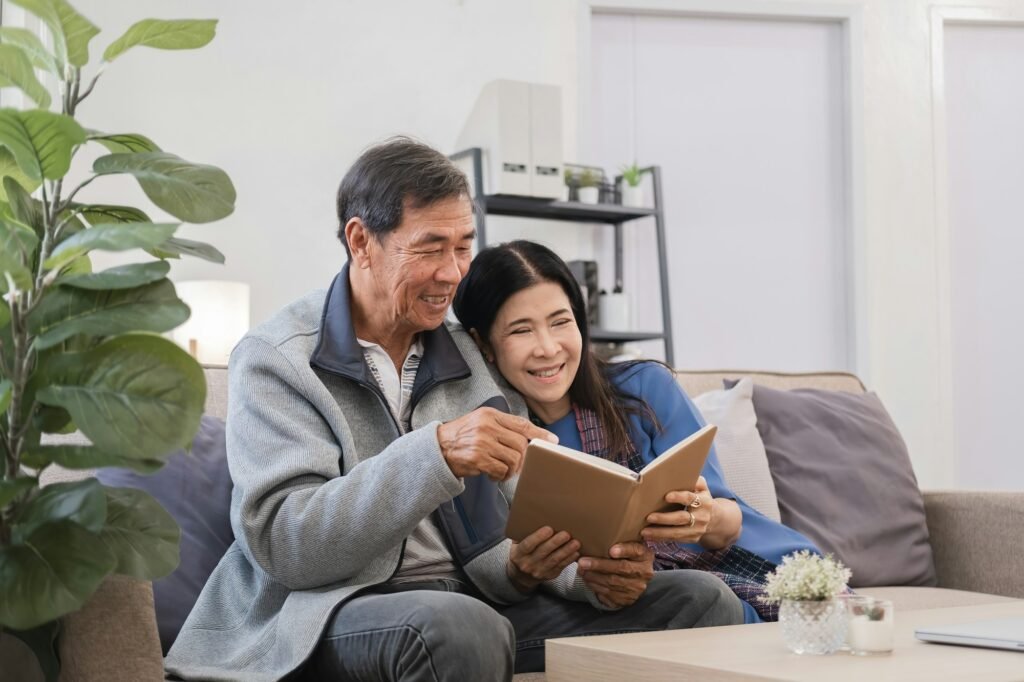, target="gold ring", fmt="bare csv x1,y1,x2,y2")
690,496,702,509
687,511,696,528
